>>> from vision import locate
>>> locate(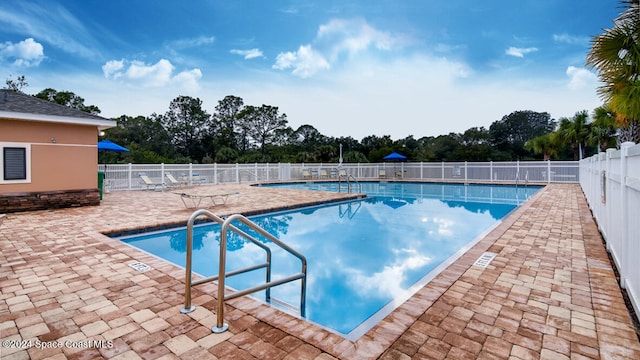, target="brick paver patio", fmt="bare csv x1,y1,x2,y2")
1,183,639,359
